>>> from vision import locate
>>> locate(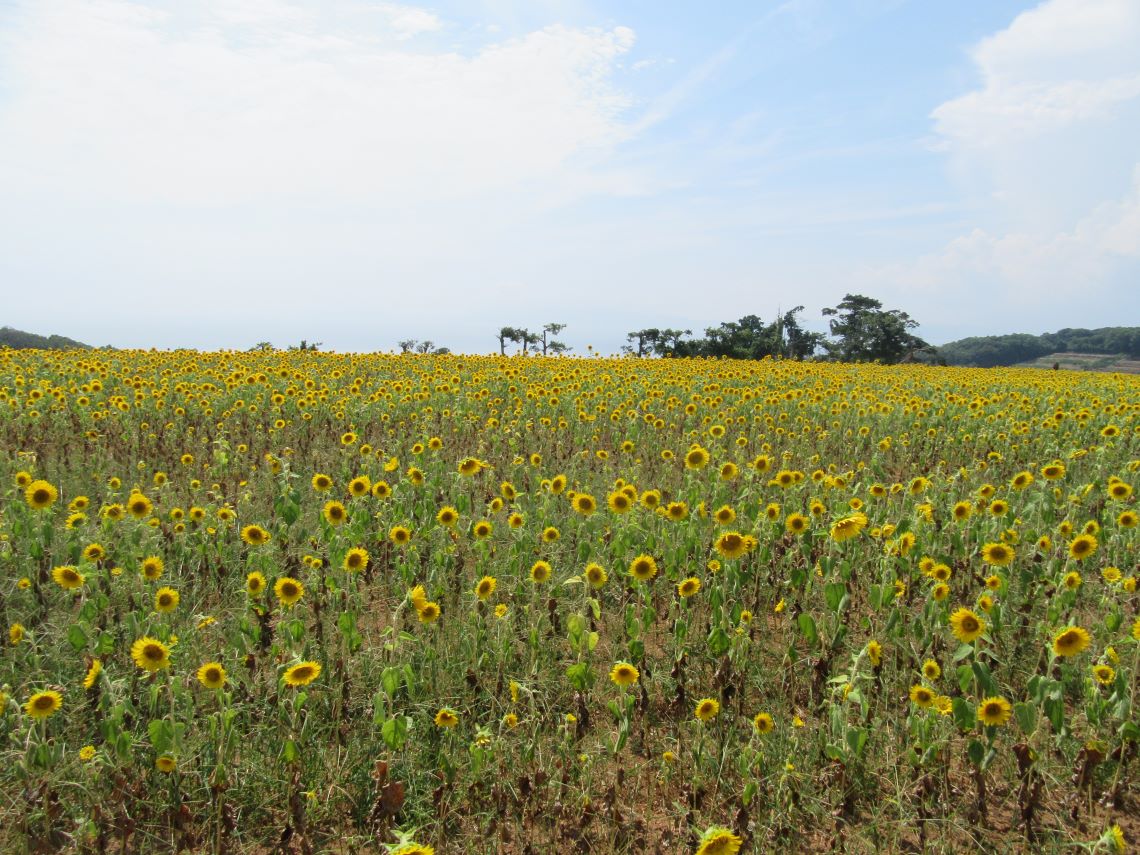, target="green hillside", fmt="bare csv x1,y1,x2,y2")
0,326,91,350
938,327,1140,367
